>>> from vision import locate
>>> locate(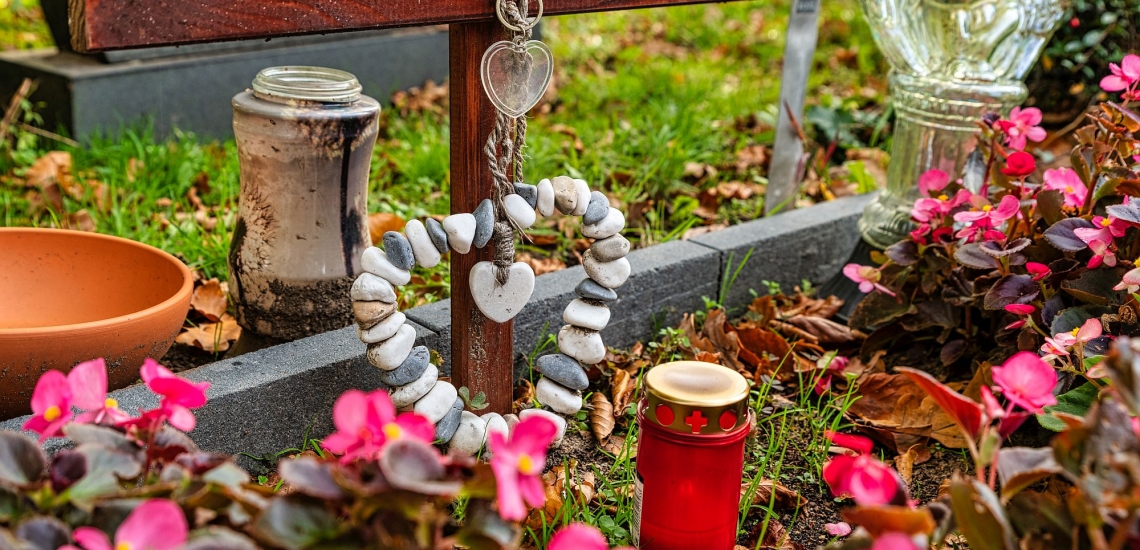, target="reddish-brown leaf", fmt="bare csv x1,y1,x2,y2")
897,367,984,440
